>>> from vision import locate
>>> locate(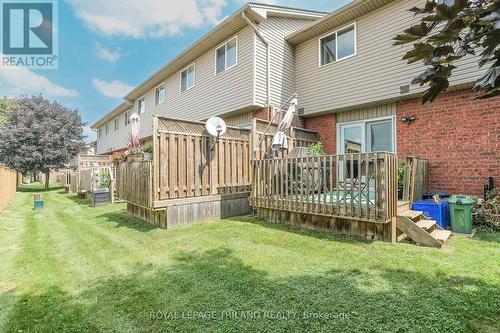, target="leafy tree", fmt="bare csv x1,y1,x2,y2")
0,95,85,190
0,99,12,124
394,0,499,103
